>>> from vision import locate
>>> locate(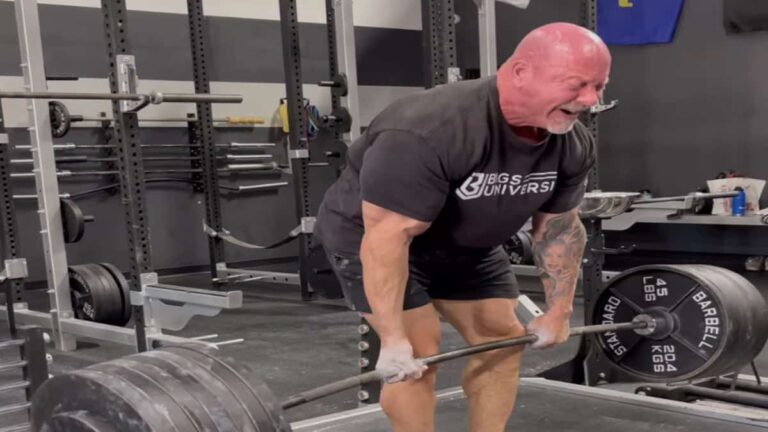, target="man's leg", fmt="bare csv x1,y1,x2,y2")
433,298,525,432
367,303,442,432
